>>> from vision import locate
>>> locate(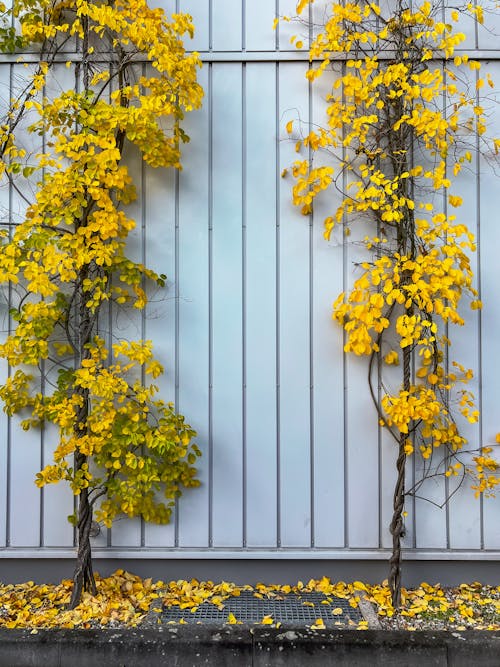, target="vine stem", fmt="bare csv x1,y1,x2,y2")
69,482,96,609
389,341,411,609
